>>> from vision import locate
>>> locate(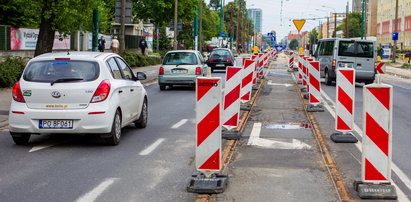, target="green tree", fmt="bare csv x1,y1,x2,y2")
0,0,39,28
289,39,298,50
309,29,319,45
337,12,361,38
